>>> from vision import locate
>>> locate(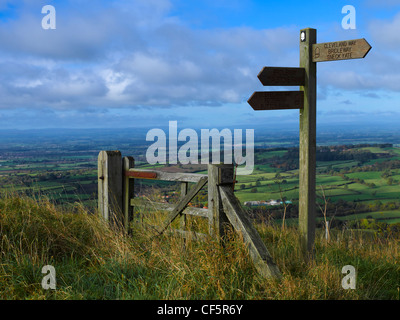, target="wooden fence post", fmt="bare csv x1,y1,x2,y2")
180,182,188,229
98,151,123,227
208,164,281,279
207,164,234,240
299,28,317,259
123,156,135,233
219,185,281,279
